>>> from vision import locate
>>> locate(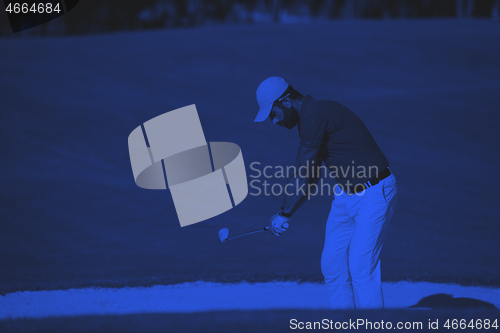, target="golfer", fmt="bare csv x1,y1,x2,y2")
254,77,398,309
